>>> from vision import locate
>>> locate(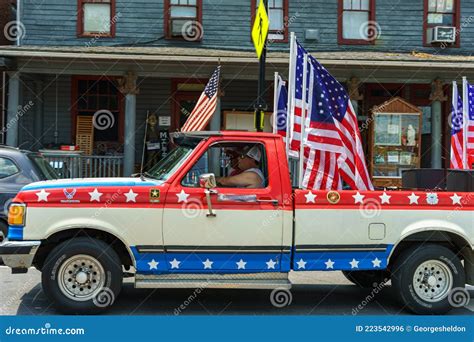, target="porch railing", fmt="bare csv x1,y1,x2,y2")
41,151,123,179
